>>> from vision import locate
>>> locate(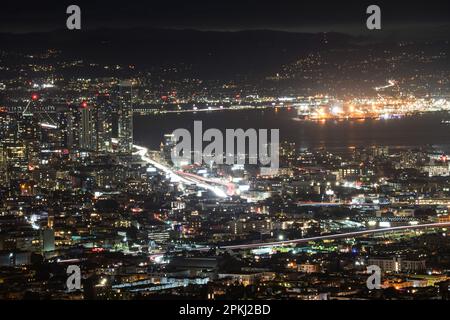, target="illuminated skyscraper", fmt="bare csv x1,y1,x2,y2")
0,142,8,185
117,80,134,153
66,105,81,150
79,103,97,151
96,95,114,153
